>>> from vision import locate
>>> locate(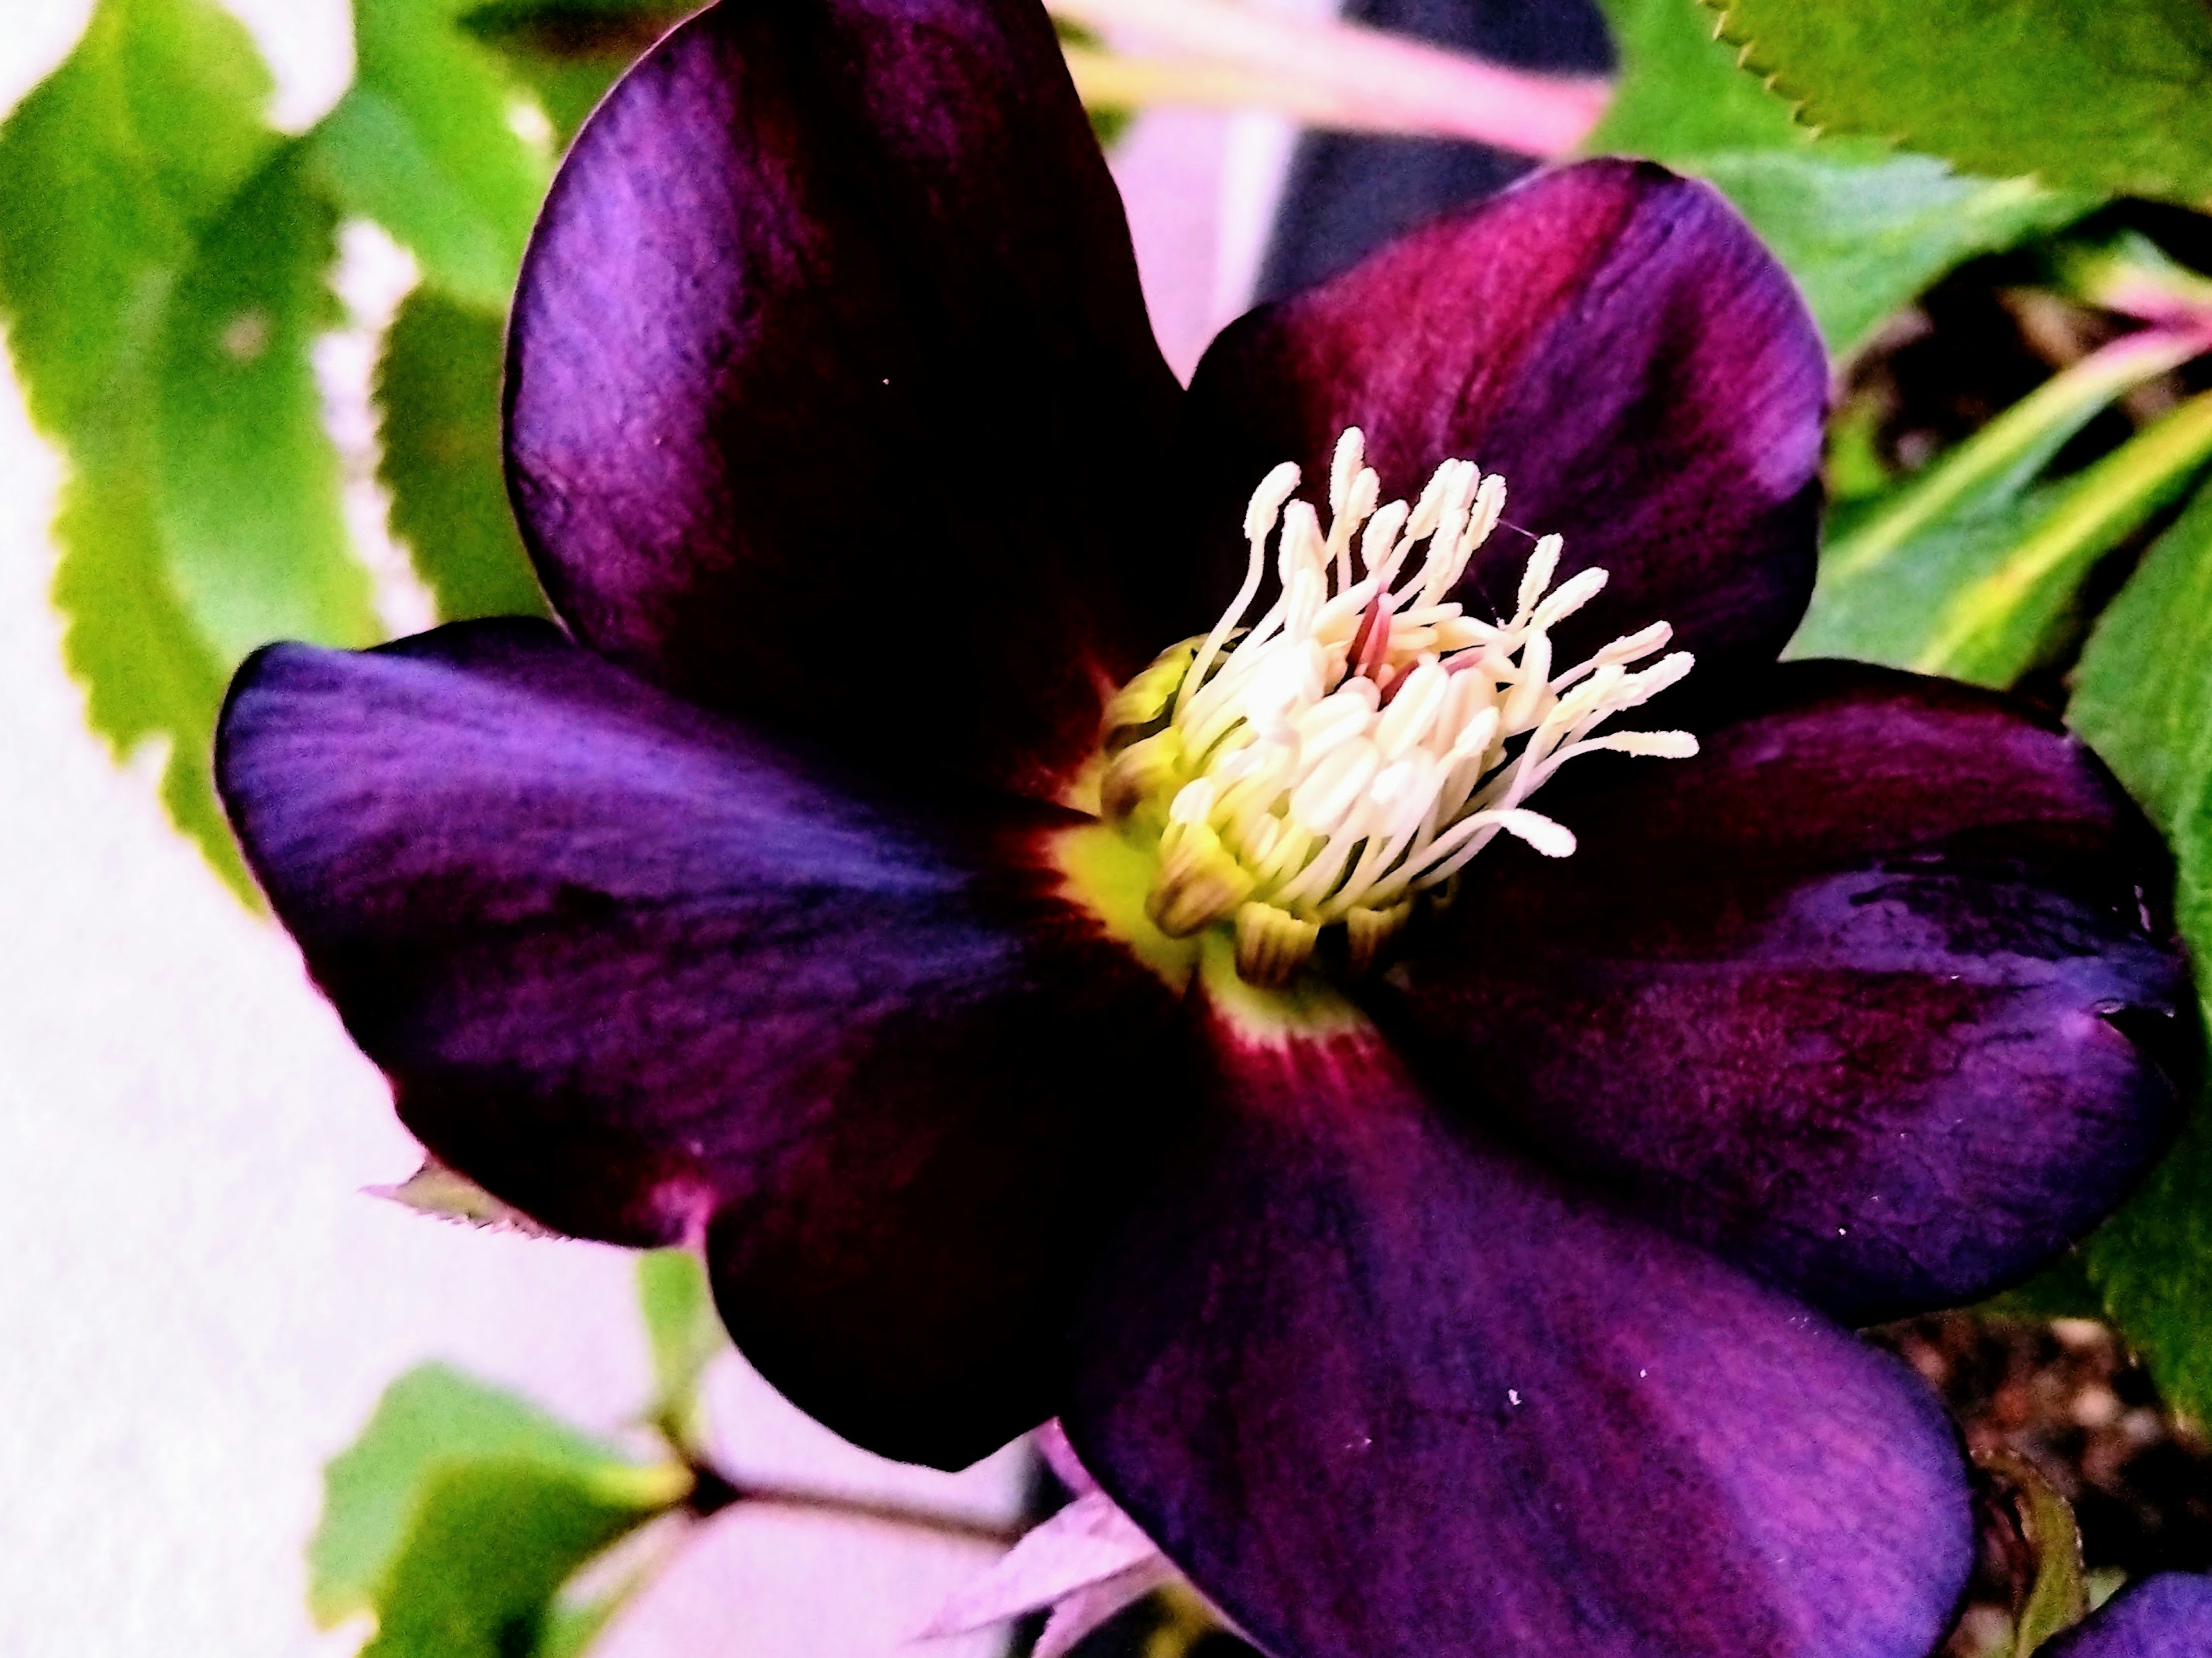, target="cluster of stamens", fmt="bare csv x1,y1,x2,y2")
1098,427,1699,987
